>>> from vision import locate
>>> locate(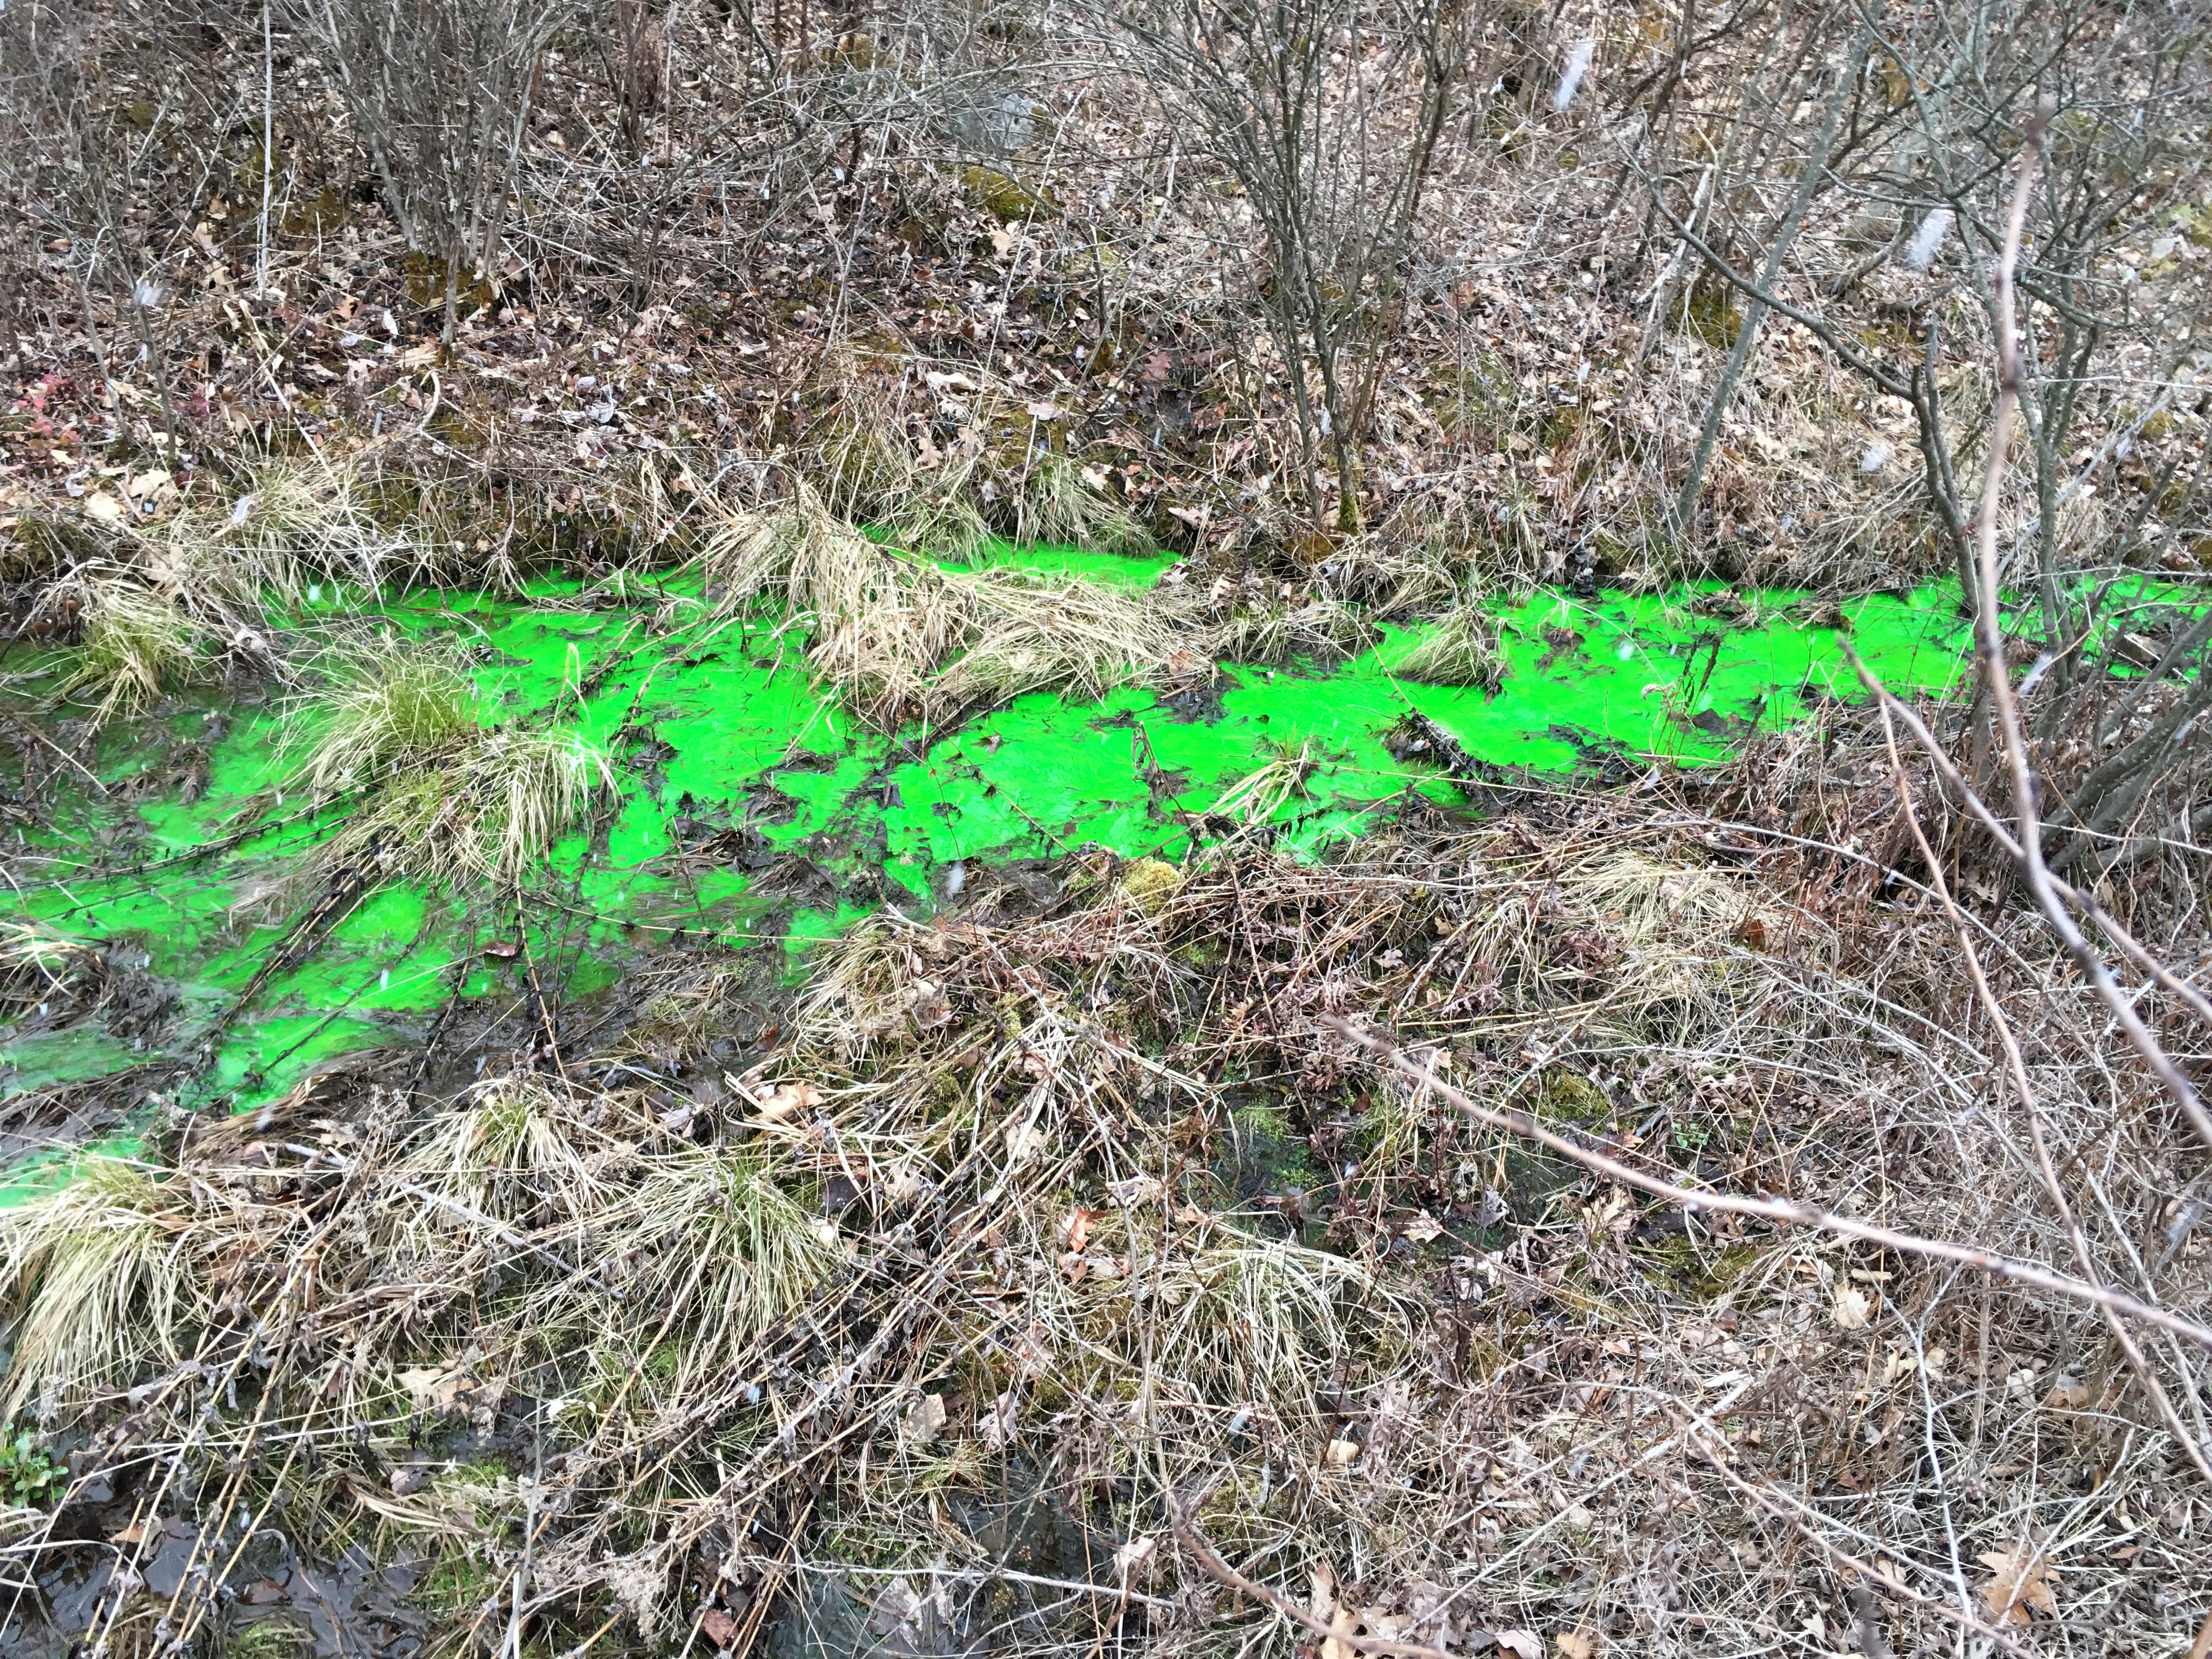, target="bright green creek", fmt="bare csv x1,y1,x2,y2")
3,540,1998,1186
